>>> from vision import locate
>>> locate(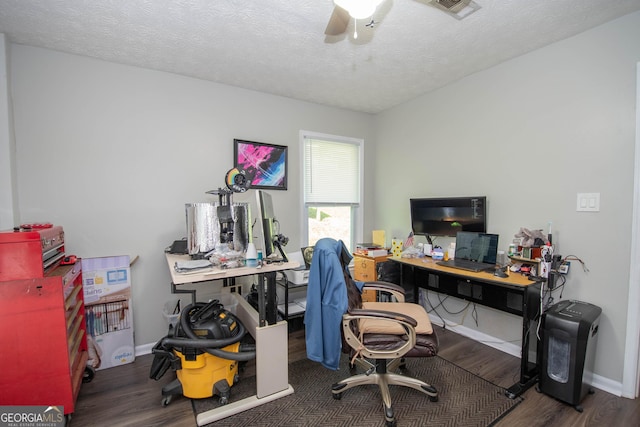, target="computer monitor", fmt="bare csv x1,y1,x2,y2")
410,196,487,244
255,190,288,261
